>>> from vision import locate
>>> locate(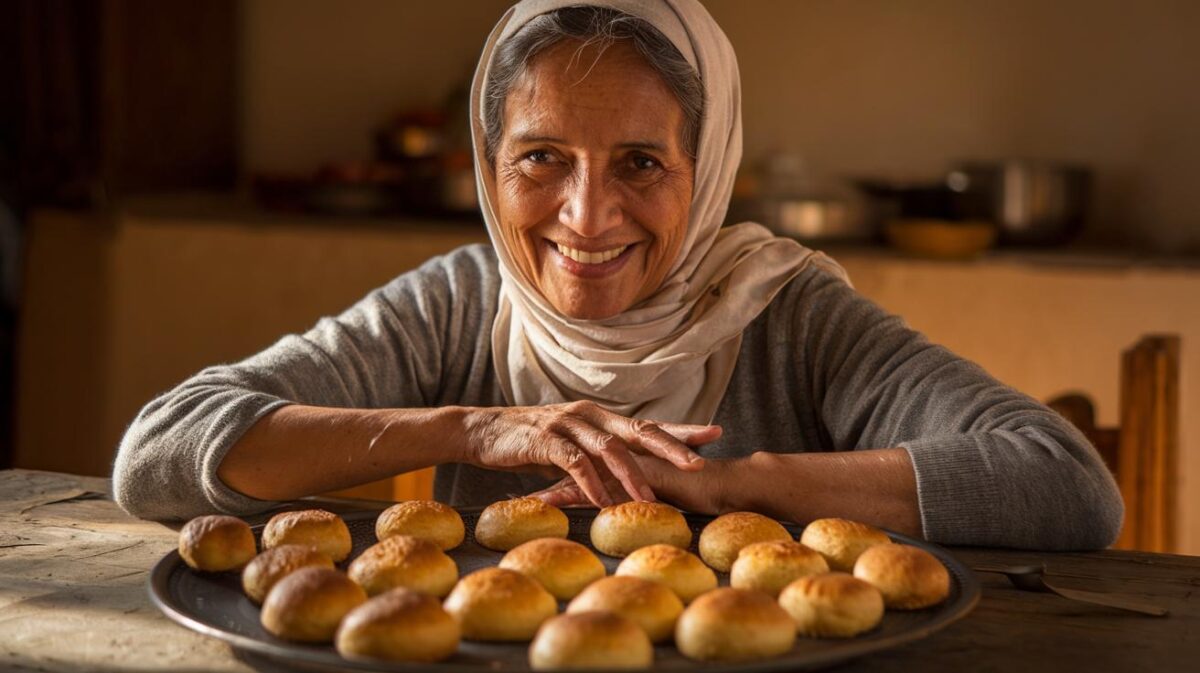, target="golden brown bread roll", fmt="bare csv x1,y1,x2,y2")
615,544,716,604
474,497,569,552
260,566,367,643
443,567,557,641
853,543,950,609
566,575,682,643
730,540,829,597
778,572,884,637
799,518,891,572
698,511,791,572
242,544,334,604
178,515,256,572
347,535,458,597
529,611,653,670
335,587,460,662
375,500,465,551
589,501,692,557
499,538,606,600
262,509,353,562
675,587,796,661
